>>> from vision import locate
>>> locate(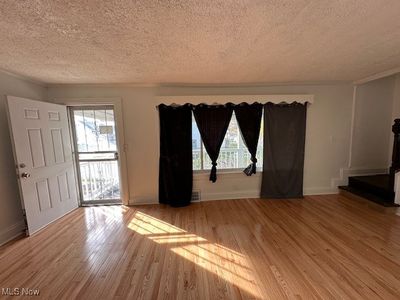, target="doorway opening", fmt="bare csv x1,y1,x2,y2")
70,106,122,205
